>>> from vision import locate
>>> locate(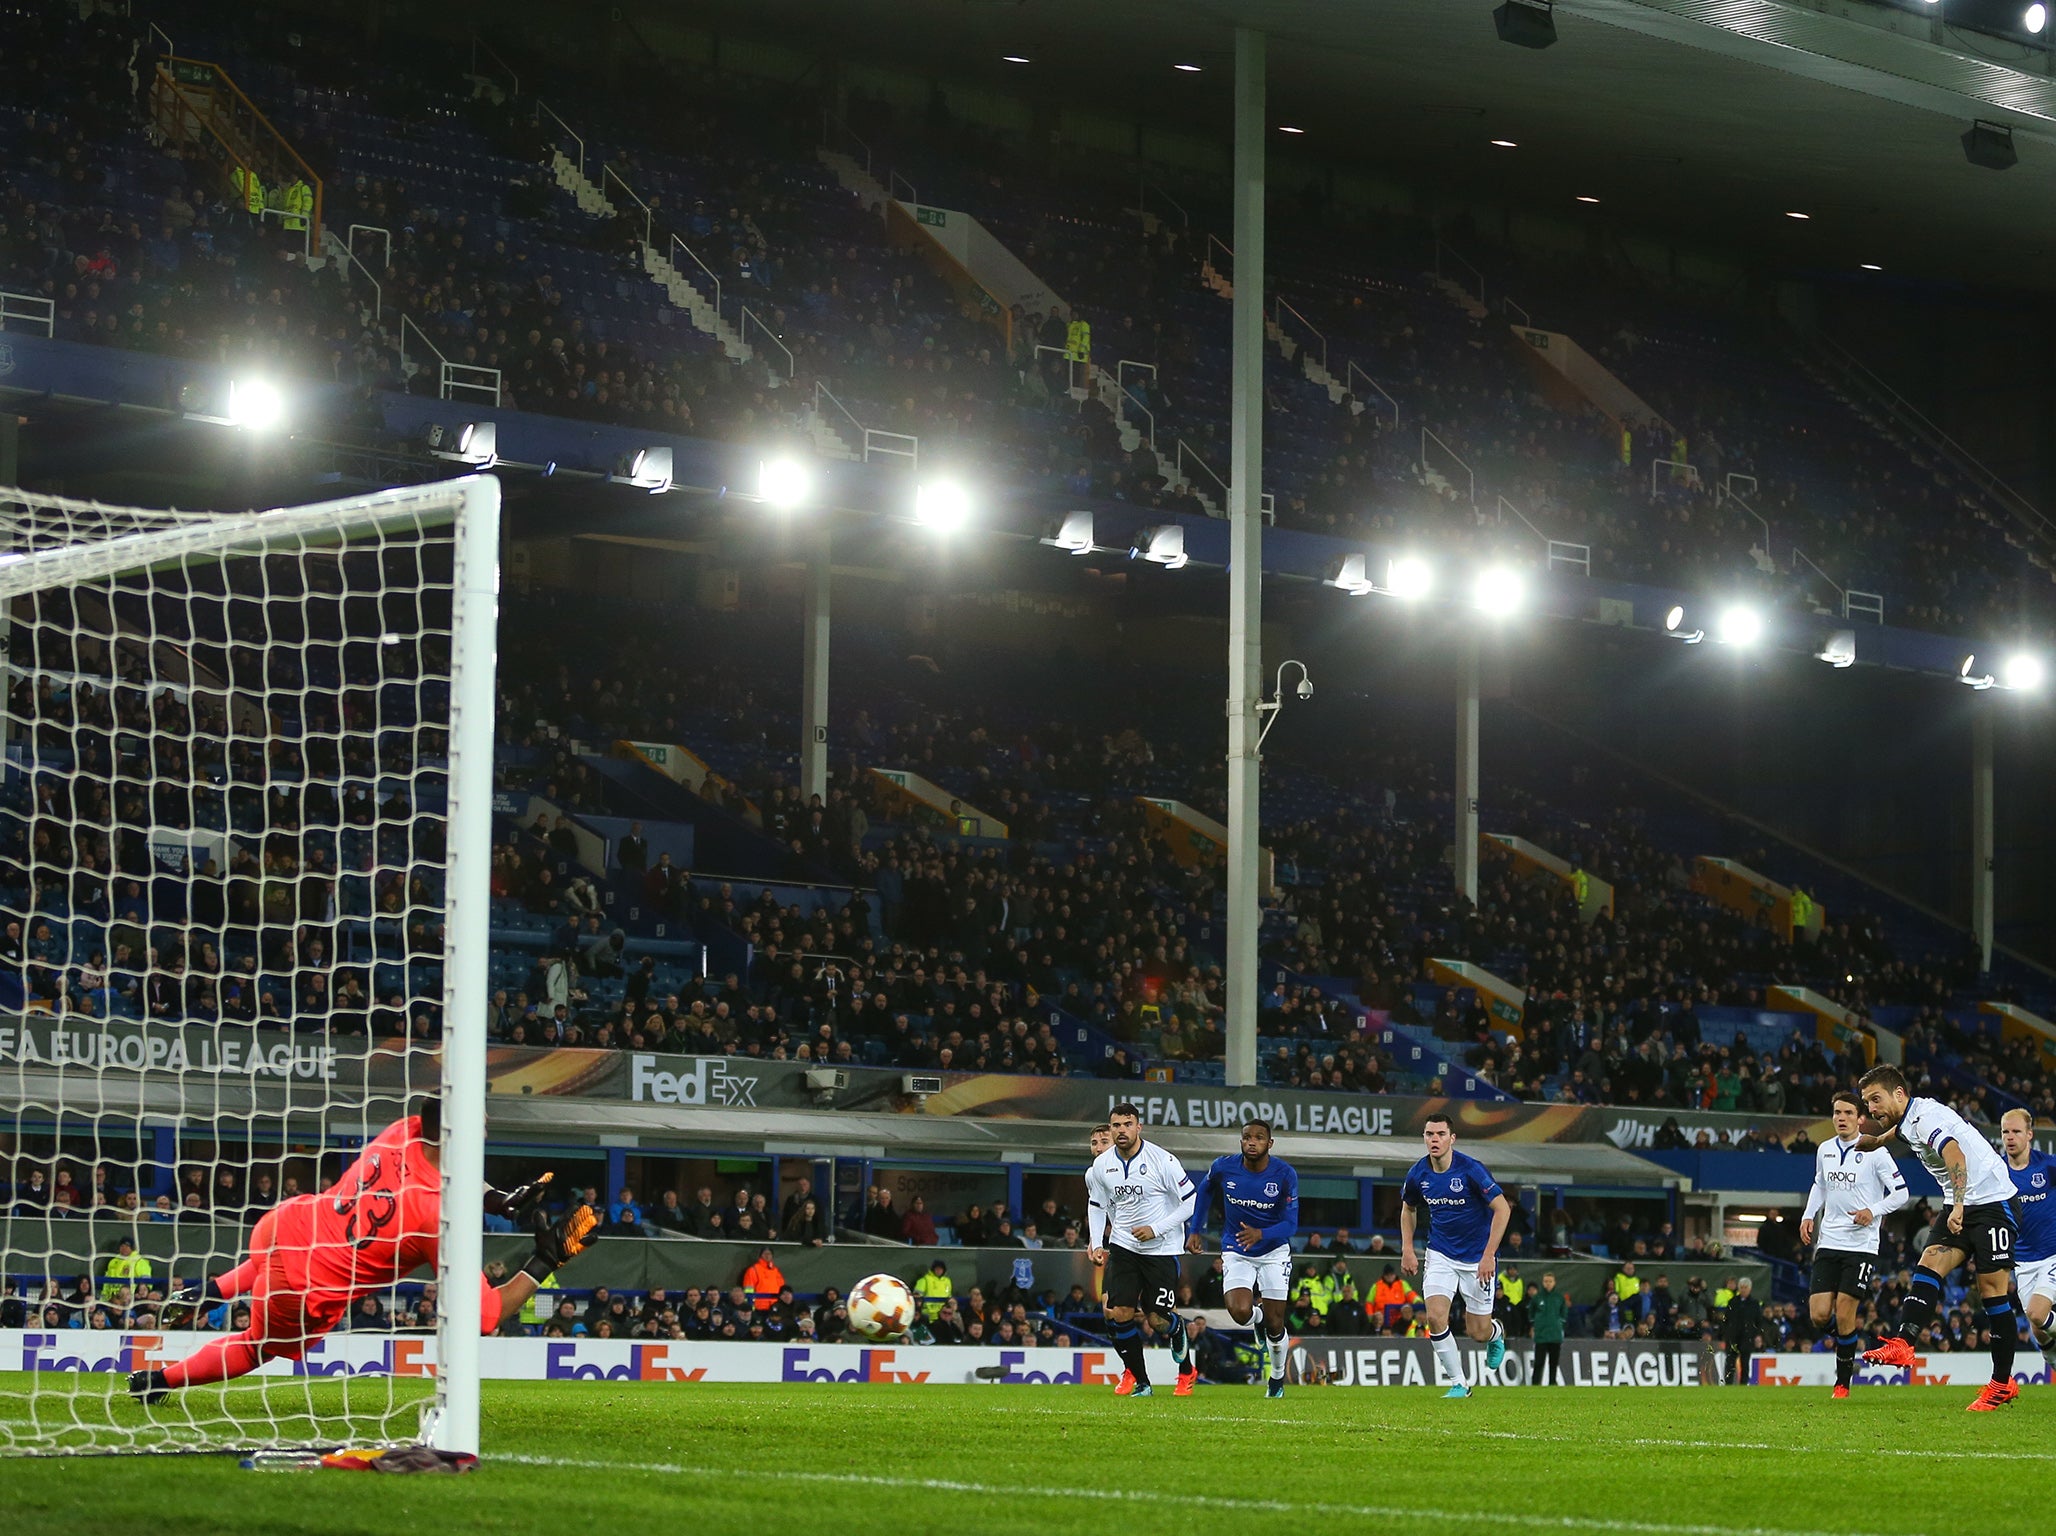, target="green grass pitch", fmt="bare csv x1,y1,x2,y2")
3,1378,2050,1536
